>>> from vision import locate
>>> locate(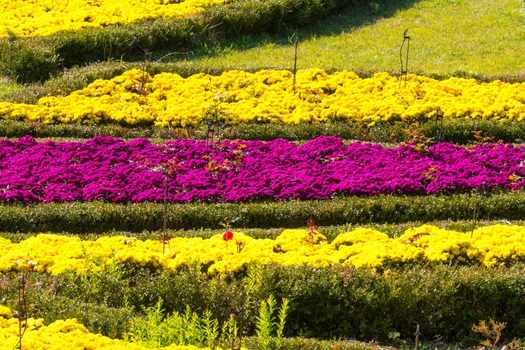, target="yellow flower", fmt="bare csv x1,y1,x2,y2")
0,0,227,38
0,314,236,350
3,69,525,126
1,224,524,275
